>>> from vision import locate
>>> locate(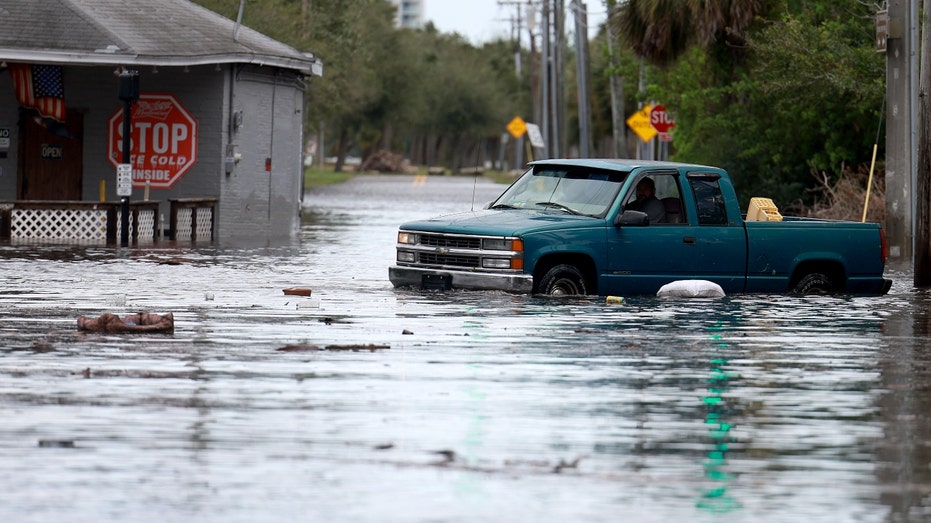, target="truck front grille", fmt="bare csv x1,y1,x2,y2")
396,230,522,272
419,234,481,250
418,252,480,268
